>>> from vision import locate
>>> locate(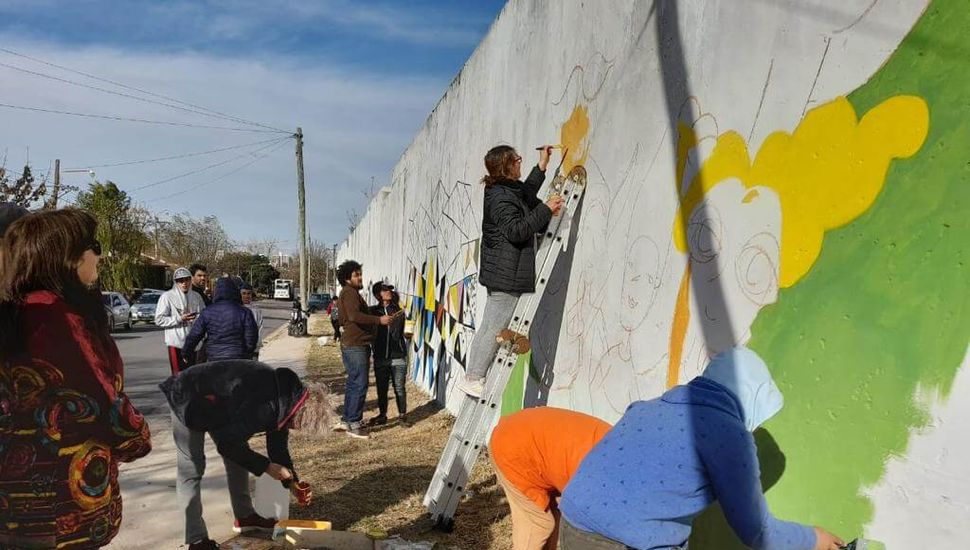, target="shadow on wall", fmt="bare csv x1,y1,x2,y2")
690,428,787,549
651,1,746,548
525,188,588,408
